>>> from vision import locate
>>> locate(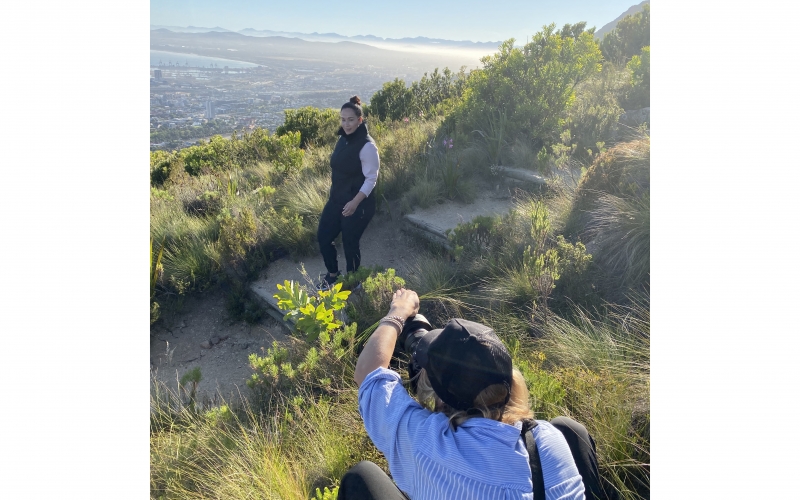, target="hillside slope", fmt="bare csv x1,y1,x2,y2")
595,1,650,39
